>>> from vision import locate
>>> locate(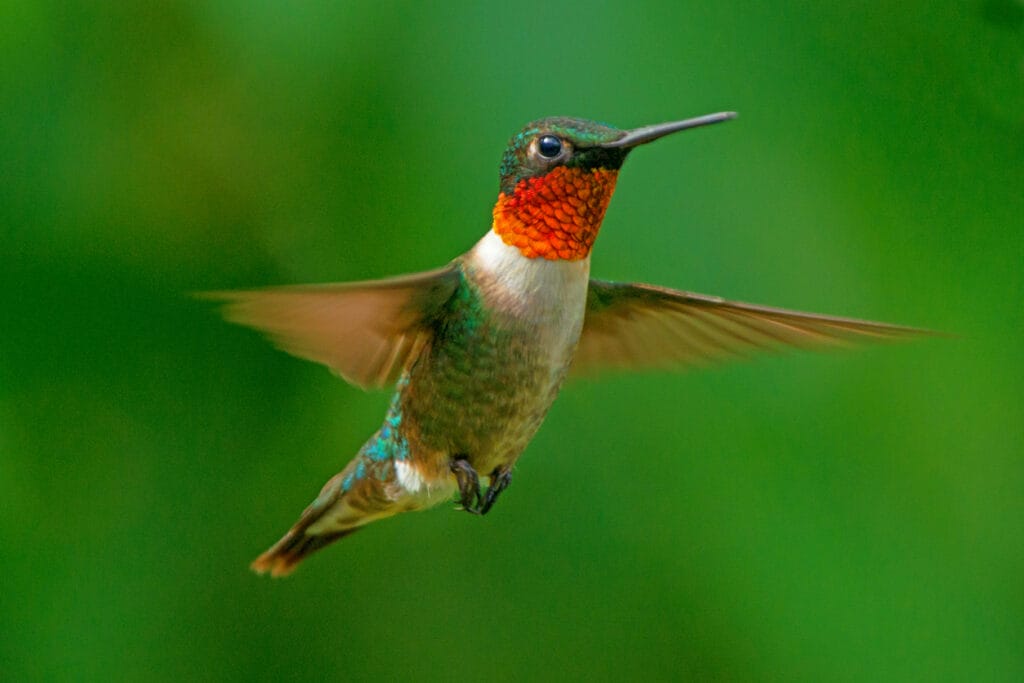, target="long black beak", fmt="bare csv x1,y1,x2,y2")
602,111,737,149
